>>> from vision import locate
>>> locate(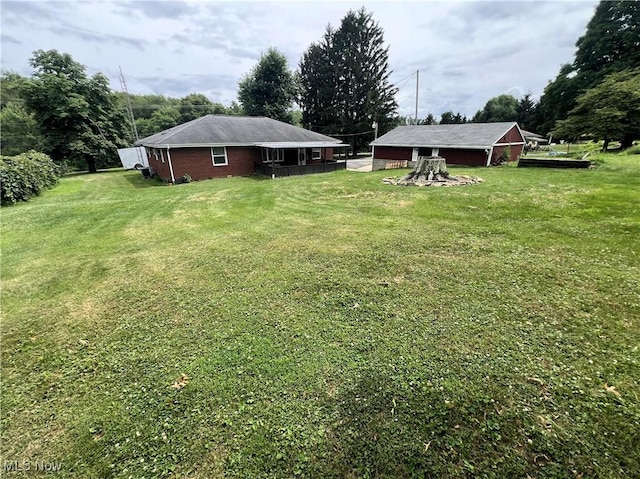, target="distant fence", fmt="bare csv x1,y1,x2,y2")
518,158,591,169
